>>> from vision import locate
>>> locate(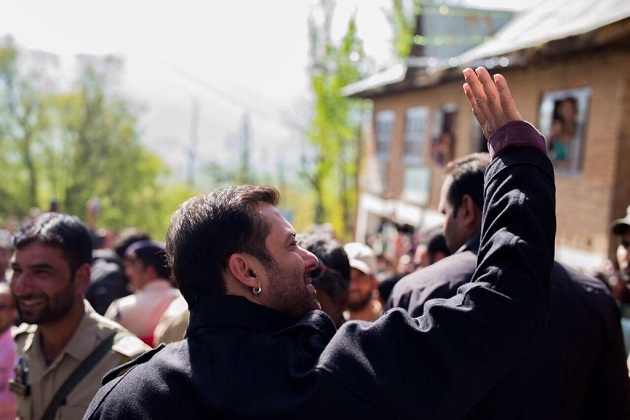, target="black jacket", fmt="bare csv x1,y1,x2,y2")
85,122,556,419
387,235,480,316
392,248,630,418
